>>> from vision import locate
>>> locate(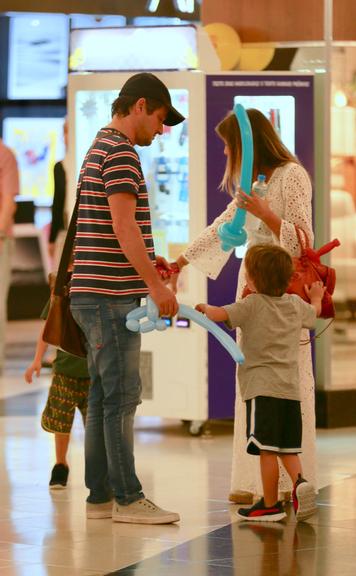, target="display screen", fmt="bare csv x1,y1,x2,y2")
3,117,66,205
7,13,68,100
234,95,296,154
75,88,189,258
232,95,296,259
